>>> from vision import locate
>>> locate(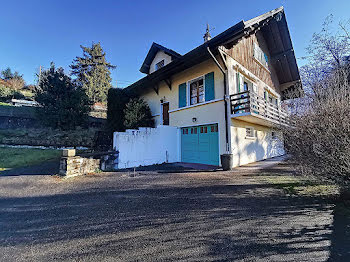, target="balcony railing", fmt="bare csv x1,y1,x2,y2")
230,90,289,125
